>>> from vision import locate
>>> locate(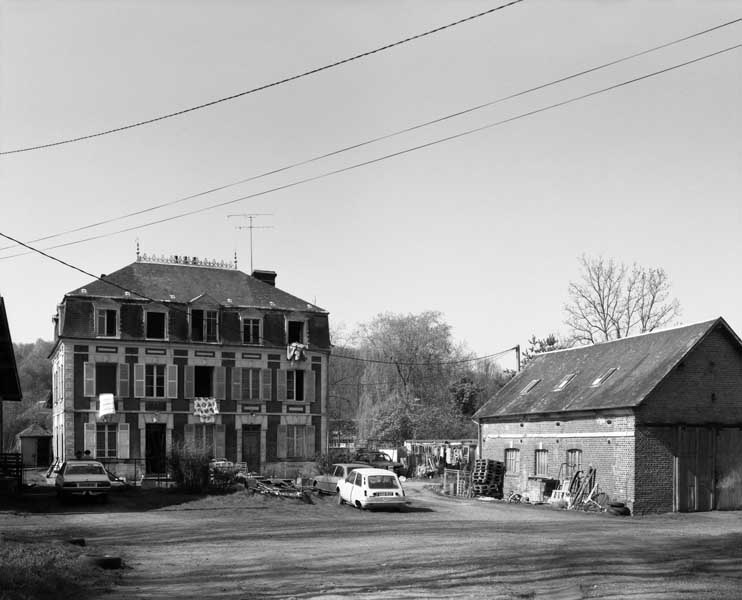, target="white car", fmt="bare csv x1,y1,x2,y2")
312,462,369,494
336,467,408,510
55,460,112,502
